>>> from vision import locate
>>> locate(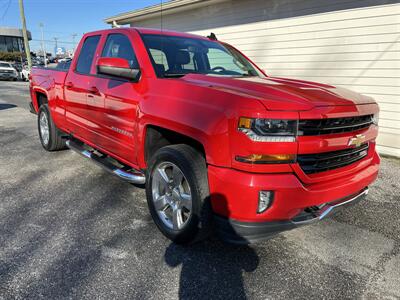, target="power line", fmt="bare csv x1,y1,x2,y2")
0,0,11,22
31,38,76,44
